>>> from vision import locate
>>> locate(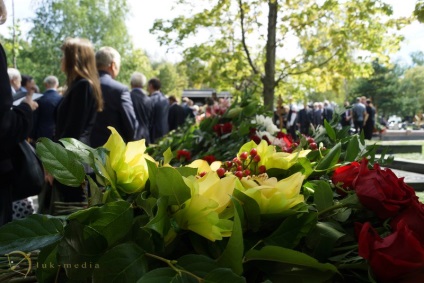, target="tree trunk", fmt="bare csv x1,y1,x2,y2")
262,0,278,111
